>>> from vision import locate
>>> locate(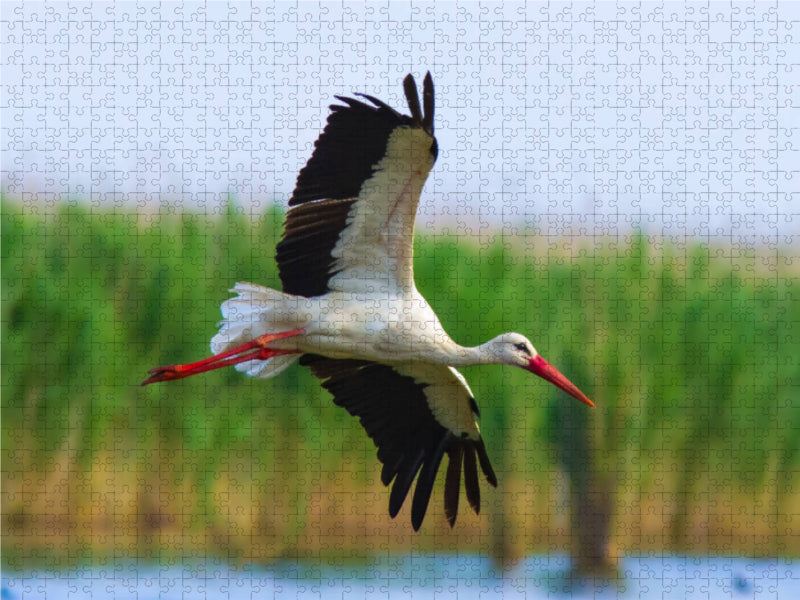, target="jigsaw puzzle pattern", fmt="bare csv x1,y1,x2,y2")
2,3,798,599
4,3,797,245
